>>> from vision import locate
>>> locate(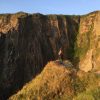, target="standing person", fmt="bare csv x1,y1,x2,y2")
58,47,63,62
